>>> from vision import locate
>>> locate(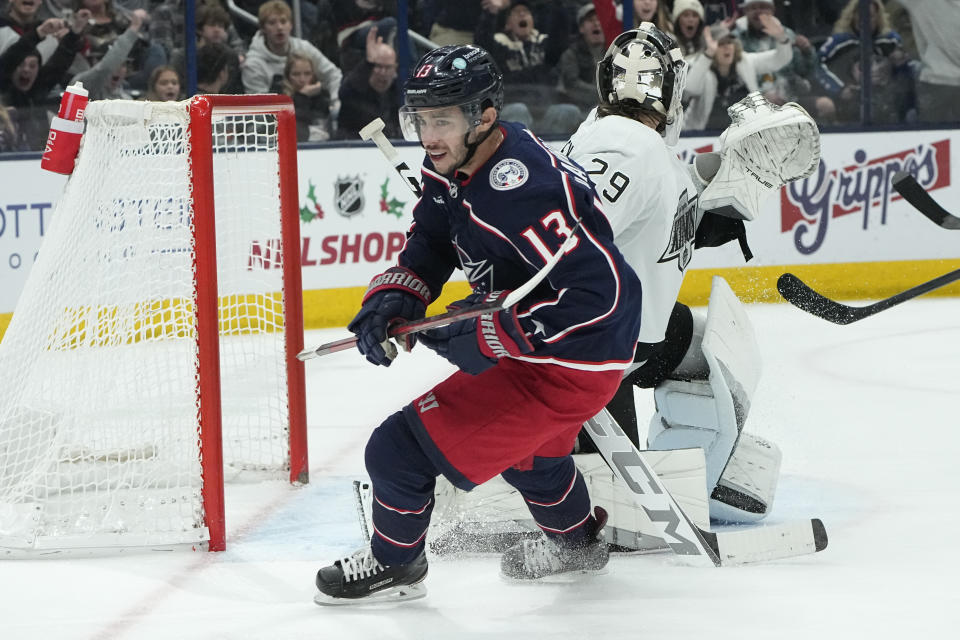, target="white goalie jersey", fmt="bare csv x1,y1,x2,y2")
562,109,699,345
